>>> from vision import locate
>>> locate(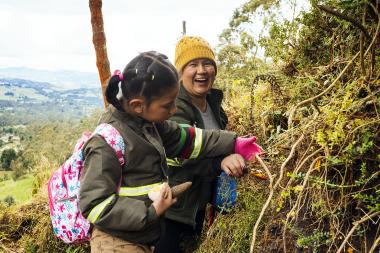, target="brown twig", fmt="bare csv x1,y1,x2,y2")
249,155,274,253
364,4,380,58
369,233,380,253
368,1,380,79
360,8,367,76
282,156,324,252
285,147,323,189
287,51,360,128
288,9,380,129
274,134,305,189
316,4,371,41
249,134,304,253
255,155,275,188
336,211,380,253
